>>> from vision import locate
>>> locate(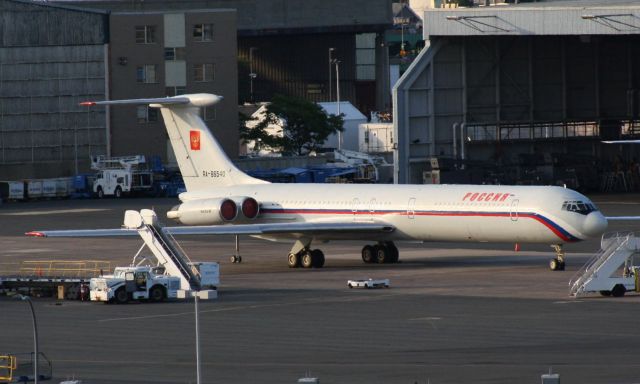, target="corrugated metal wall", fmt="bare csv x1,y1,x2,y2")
395,35,640,184
0,1,107,179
